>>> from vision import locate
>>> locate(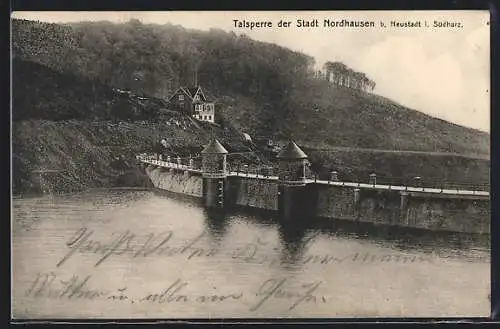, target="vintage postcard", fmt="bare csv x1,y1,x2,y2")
11,10,491,319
